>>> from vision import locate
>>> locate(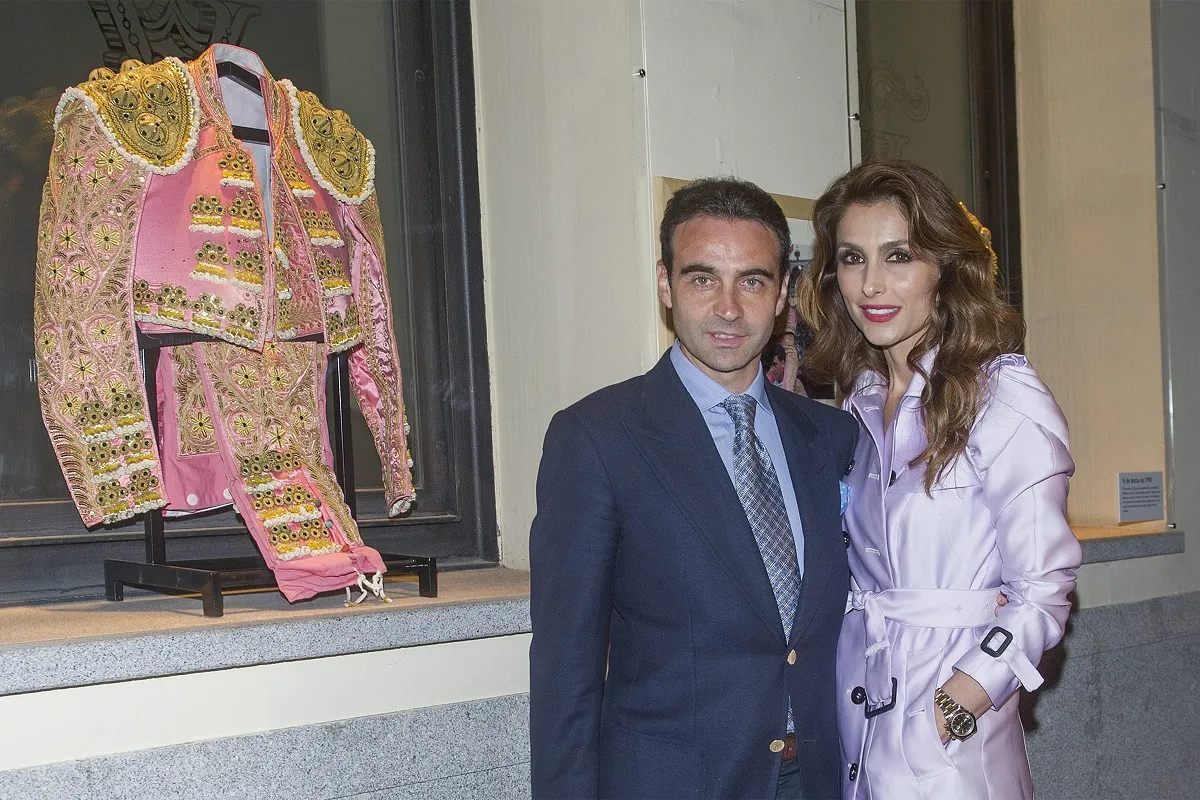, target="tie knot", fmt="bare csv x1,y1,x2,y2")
721,394,757,432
